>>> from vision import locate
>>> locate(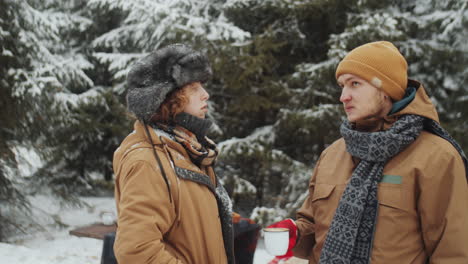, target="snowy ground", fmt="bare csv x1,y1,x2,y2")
0,196,305,264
